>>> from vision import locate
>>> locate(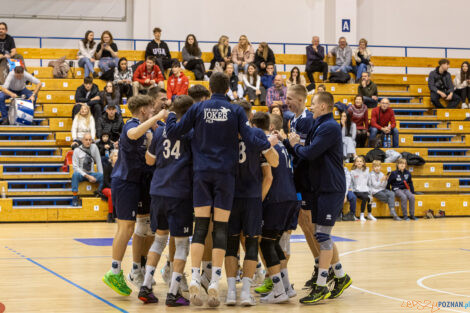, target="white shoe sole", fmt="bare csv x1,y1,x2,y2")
189,284,203,306
240,299,256,306
126,273,143,289
208,286,221,307
260,293,289,304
